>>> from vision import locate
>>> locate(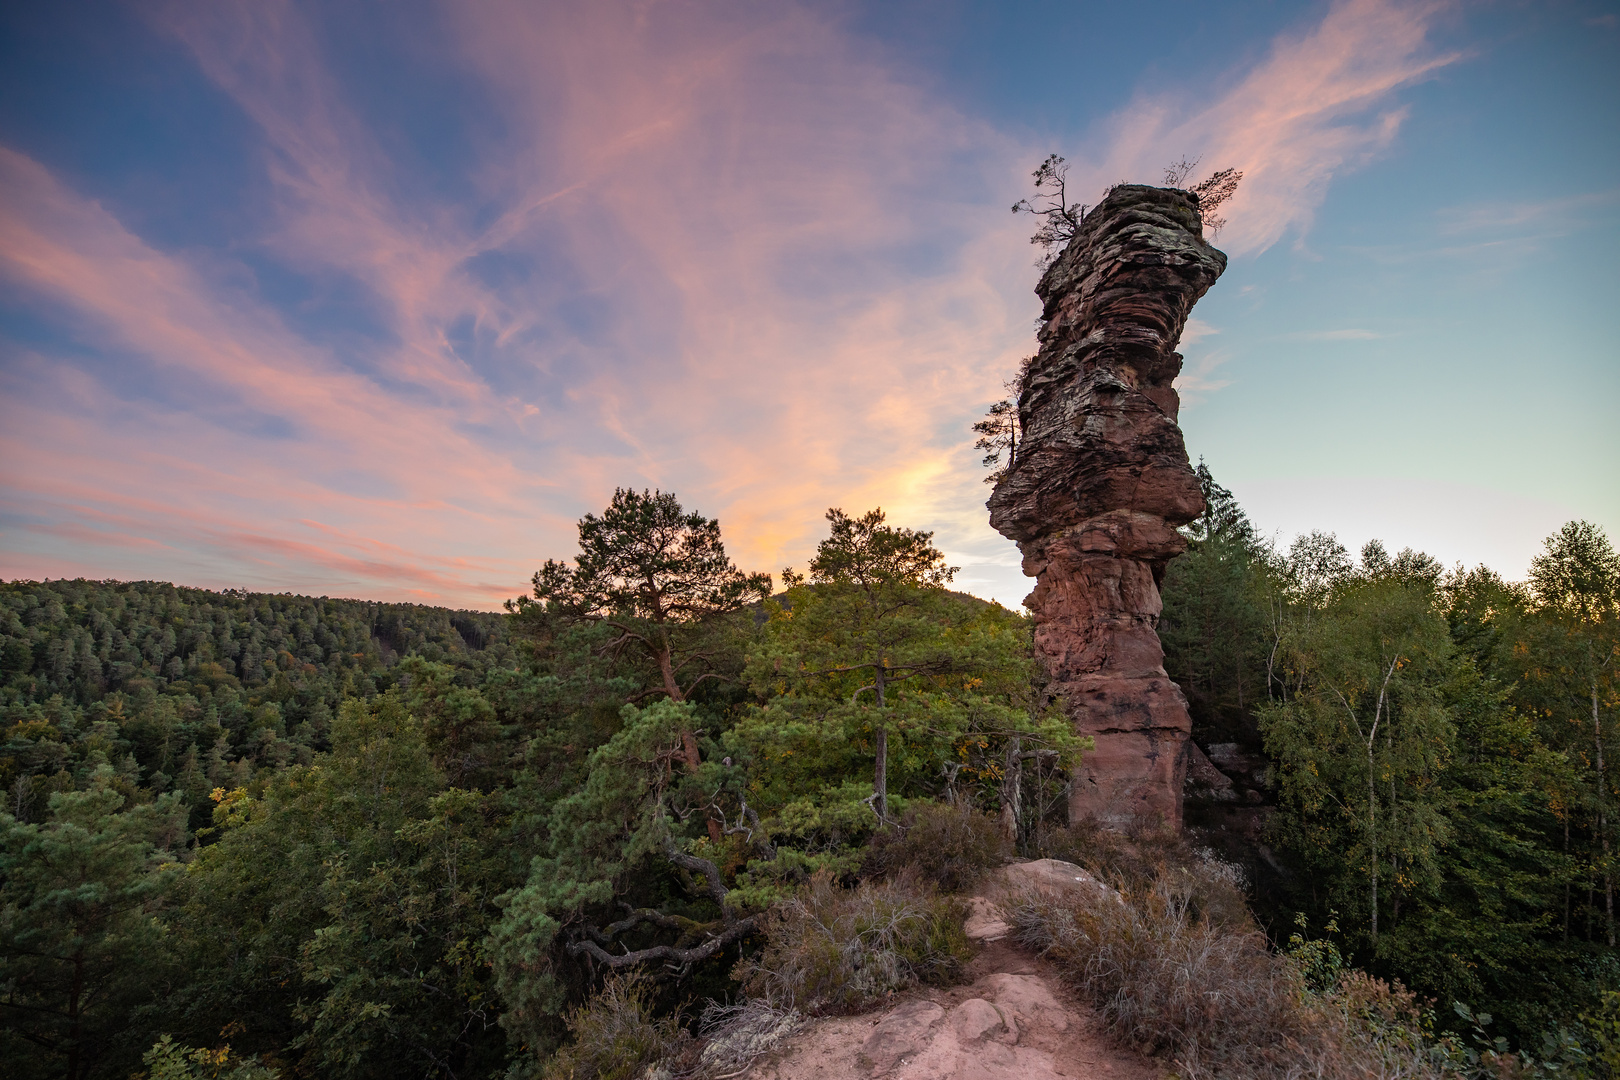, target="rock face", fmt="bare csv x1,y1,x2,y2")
989,184,1227,832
